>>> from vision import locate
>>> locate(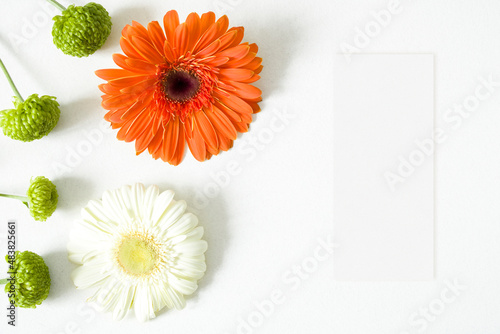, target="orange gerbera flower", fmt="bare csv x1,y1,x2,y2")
96,10,263,165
